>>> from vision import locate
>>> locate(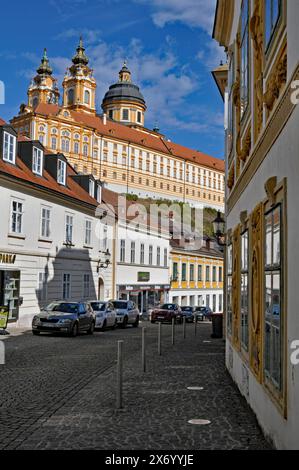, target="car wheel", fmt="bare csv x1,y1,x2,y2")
32,330,40,336
133,316,139,328
70,322,78,337
121,316,128,329
87,321,95,335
